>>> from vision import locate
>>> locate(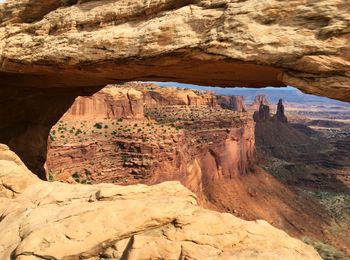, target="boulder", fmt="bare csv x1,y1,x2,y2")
0,144,321,259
